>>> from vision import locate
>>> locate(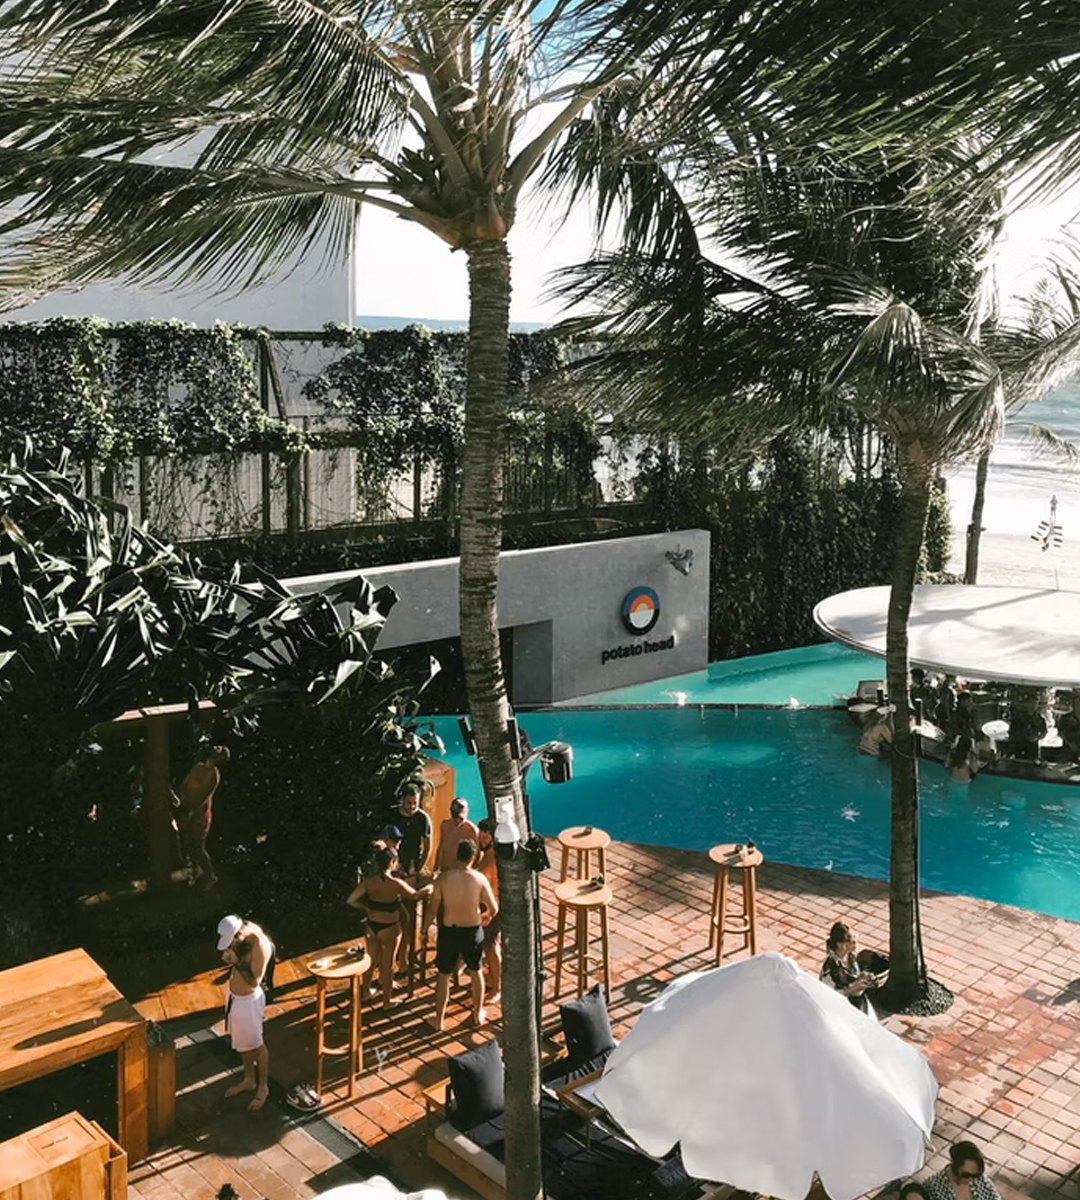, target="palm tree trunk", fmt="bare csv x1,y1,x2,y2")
964,450,989,583
460,238,542,1200
884,471,932,1008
